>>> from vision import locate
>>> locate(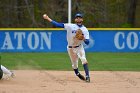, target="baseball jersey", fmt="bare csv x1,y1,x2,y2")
64,23,89,46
